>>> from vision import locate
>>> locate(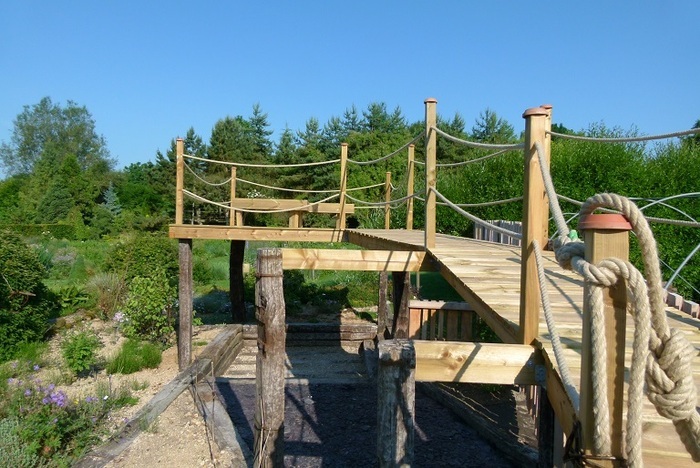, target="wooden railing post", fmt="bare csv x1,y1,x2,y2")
177,239,192,370
337,143,349,230
254,248,286,467
377,339,415,467
175,138,184,225
424,98,437,249
230,166,237,227
579,214,631,465
518,107,549,345
541,104,553,242
406,144,415,230
384,171,392,230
